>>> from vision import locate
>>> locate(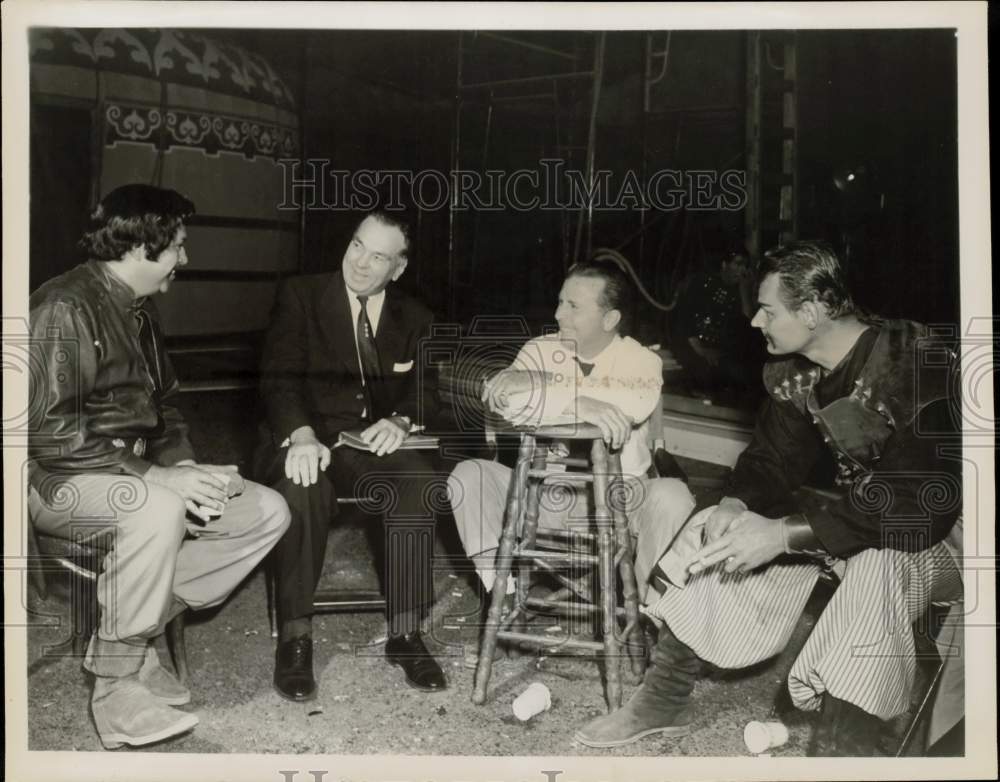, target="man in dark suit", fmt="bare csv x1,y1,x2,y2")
255,210,446,700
